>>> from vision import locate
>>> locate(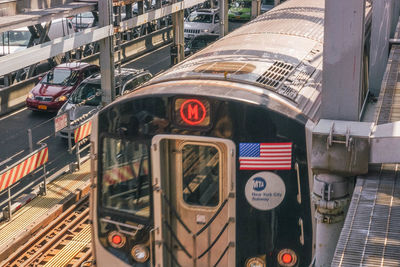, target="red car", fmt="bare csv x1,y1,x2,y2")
26,62,99,112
